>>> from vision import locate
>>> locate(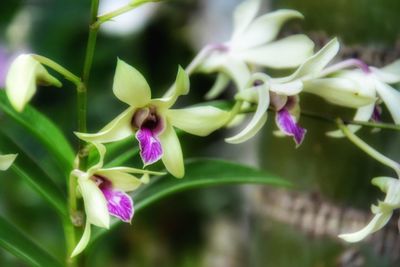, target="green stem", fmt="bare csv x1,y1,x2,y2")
31,54,82,86
337,119,400,176
92,0,157,30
